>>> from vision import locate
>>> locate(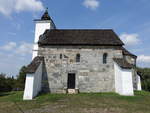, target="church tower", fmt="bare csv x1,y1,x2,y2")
32,9,56,59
